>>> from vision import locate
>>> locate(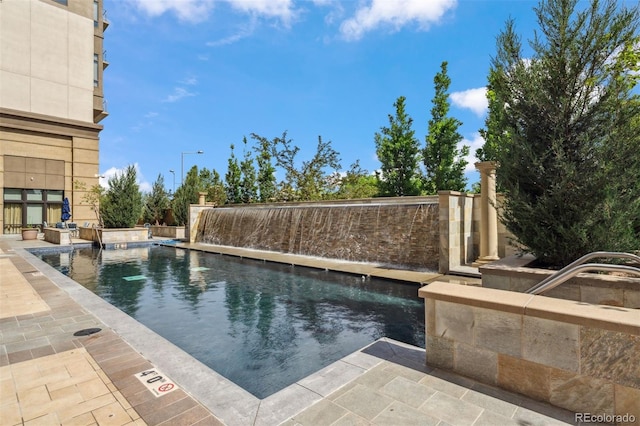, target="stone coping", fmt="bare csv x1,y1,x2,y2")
419,281,640,335
479,254,640,286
